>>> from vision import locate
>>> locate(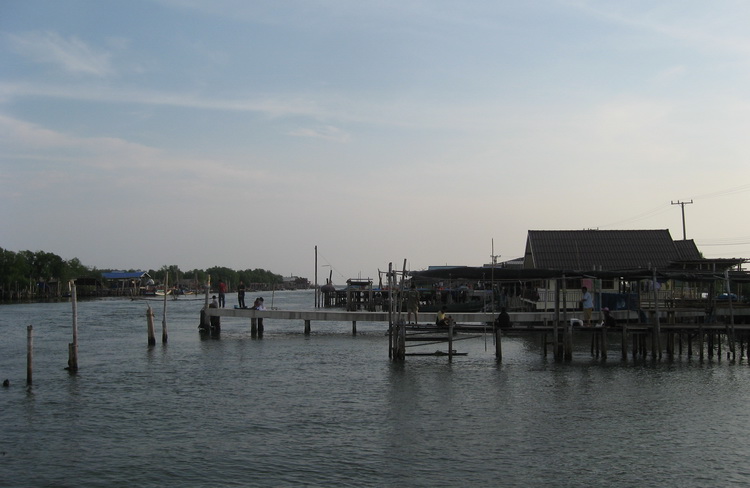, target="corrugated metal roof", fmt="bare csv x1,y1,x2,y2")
525,229,683,271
